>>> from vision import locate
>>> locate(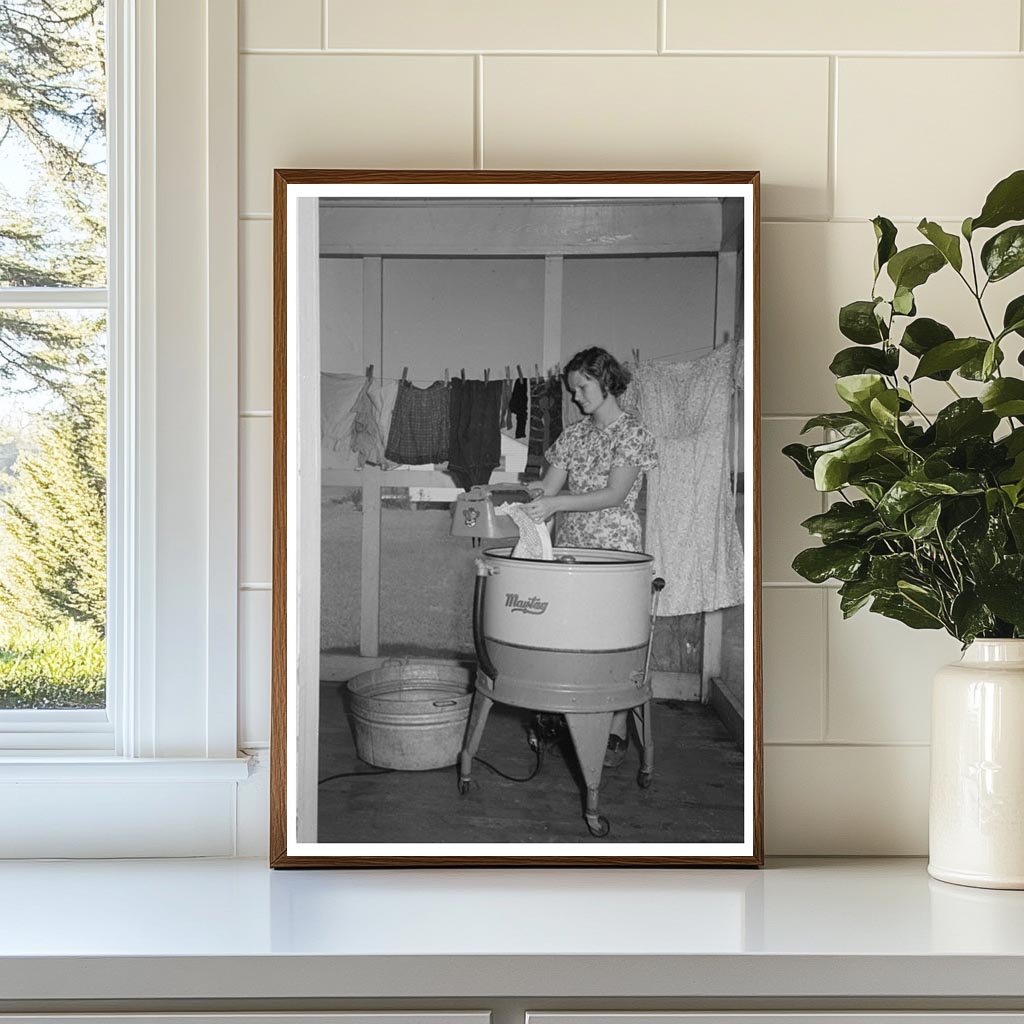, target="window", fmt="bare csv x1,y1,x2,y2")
0,0,110,743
